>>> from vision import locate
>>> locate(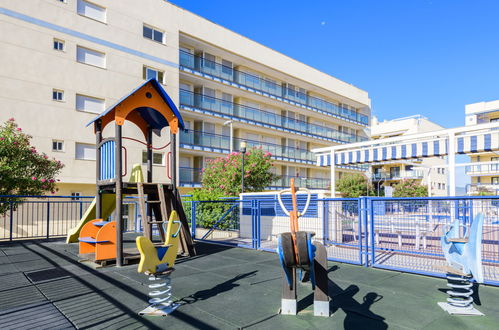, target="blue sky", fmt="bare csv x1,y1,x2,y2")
170,0,499,128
